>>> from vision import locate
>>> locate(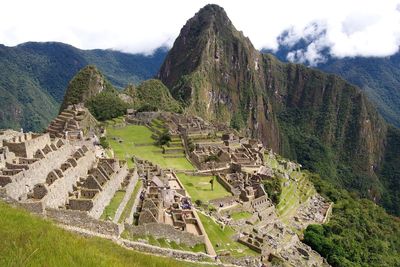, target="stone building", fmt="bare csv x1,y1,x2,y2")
135,159,206,240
